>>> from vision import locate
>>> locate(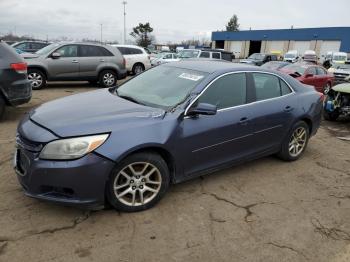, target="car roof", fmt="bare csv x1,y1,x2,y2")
165,59,259,73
